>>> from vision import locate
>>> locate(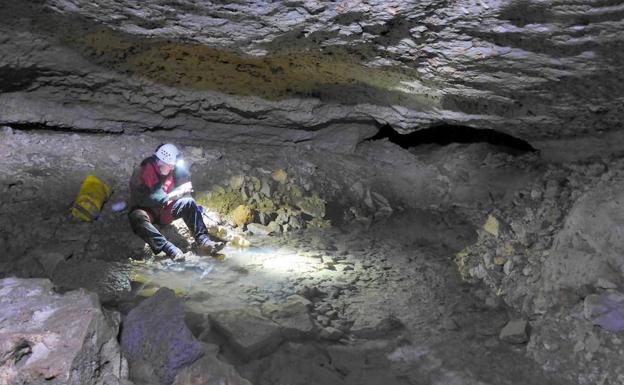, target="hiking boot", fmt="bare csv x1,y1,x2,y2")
196,236,225,255
162,242,185,261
